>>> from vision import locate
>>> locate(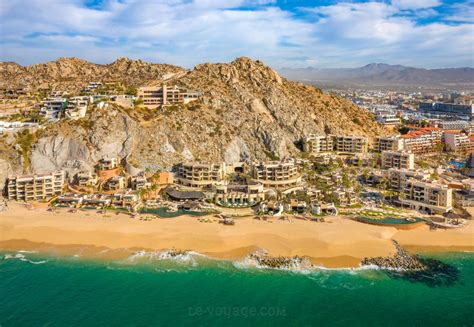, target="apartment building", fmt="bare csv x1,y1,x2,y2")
7,171,65,201
334,136,368,153
214,182,265,205
443,132,474,153
381,151,415,170
250,160,302,189
130,175,150,190
175,162,226,188
303,134,334,153
104,176,126,191
387,168,430,191
137,85,200,109
373,136,405,152
401,127,443,154
39,97,67,121
400,179,453,214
